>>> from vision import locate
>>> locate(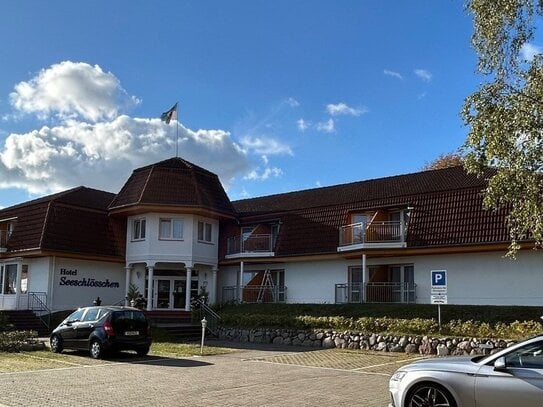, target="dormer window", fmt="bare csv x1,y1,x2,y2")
132,218,146,241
